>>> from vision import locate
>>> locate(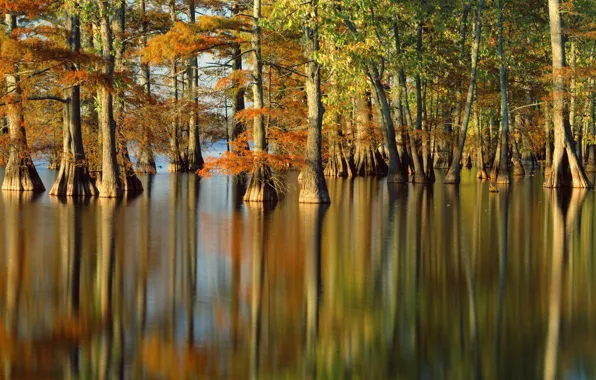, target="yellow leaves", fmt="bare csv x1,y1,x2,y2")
195,15,249,33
